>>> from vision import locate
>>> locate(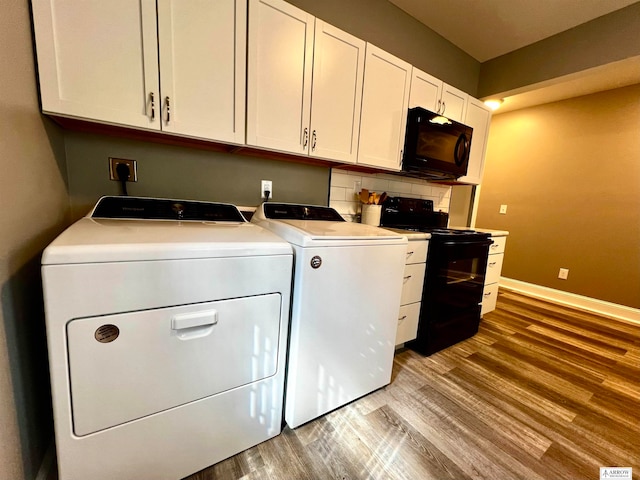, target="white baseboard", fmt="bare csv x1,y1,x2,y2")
35,441,55,480
499,277,640,325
